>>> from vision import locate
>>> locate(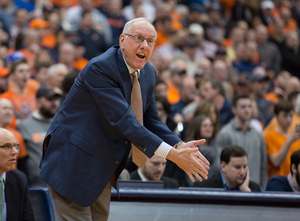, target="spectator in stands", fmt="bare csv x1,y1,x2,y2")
197,57,212,78
279,31,300,78
0,98,27,167
101,0,127,46
155,96,177,133
1,59,36,120
231,0,252,23
64,0,112,45
34,62,51,88
0,128,34,220
264,101,300,179
193,101,220,139
0,0,18,34
265,71,290,104
154,79,168,98
122,0,156,22
48,63,69,92
259,0,275,26
280,7,298,33
193,145,261,192
286,76,300,95
167,58,187,105
185,115,221,179
232,41,260,77
256,24,281,71
212,59,232,100
40,11,61,49
77,10,107,60
266,149,300,192
201,79,234,125
9,8,28,49
250,73,274,126
16,87,61,188
269,18,285,46
58,42,76,72
225,27,244,63
215,95,268,188
130,155,179,189
189,23,217,61
172,76,197,116
182,38,199,76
